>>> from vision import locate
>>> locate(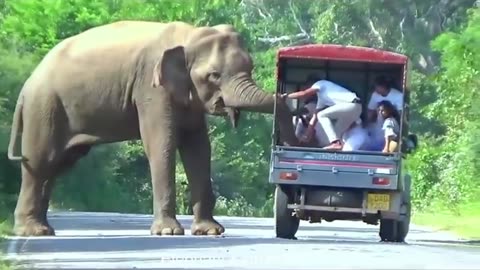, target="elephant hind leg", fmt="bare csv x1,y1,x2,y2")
14,138,65,236
14,144,88,236
14,104,70,236
15,164,57,236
